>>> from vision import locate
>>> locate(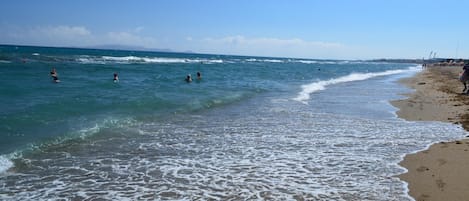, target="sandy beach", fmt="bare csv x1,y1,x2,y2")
392,65,469,201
